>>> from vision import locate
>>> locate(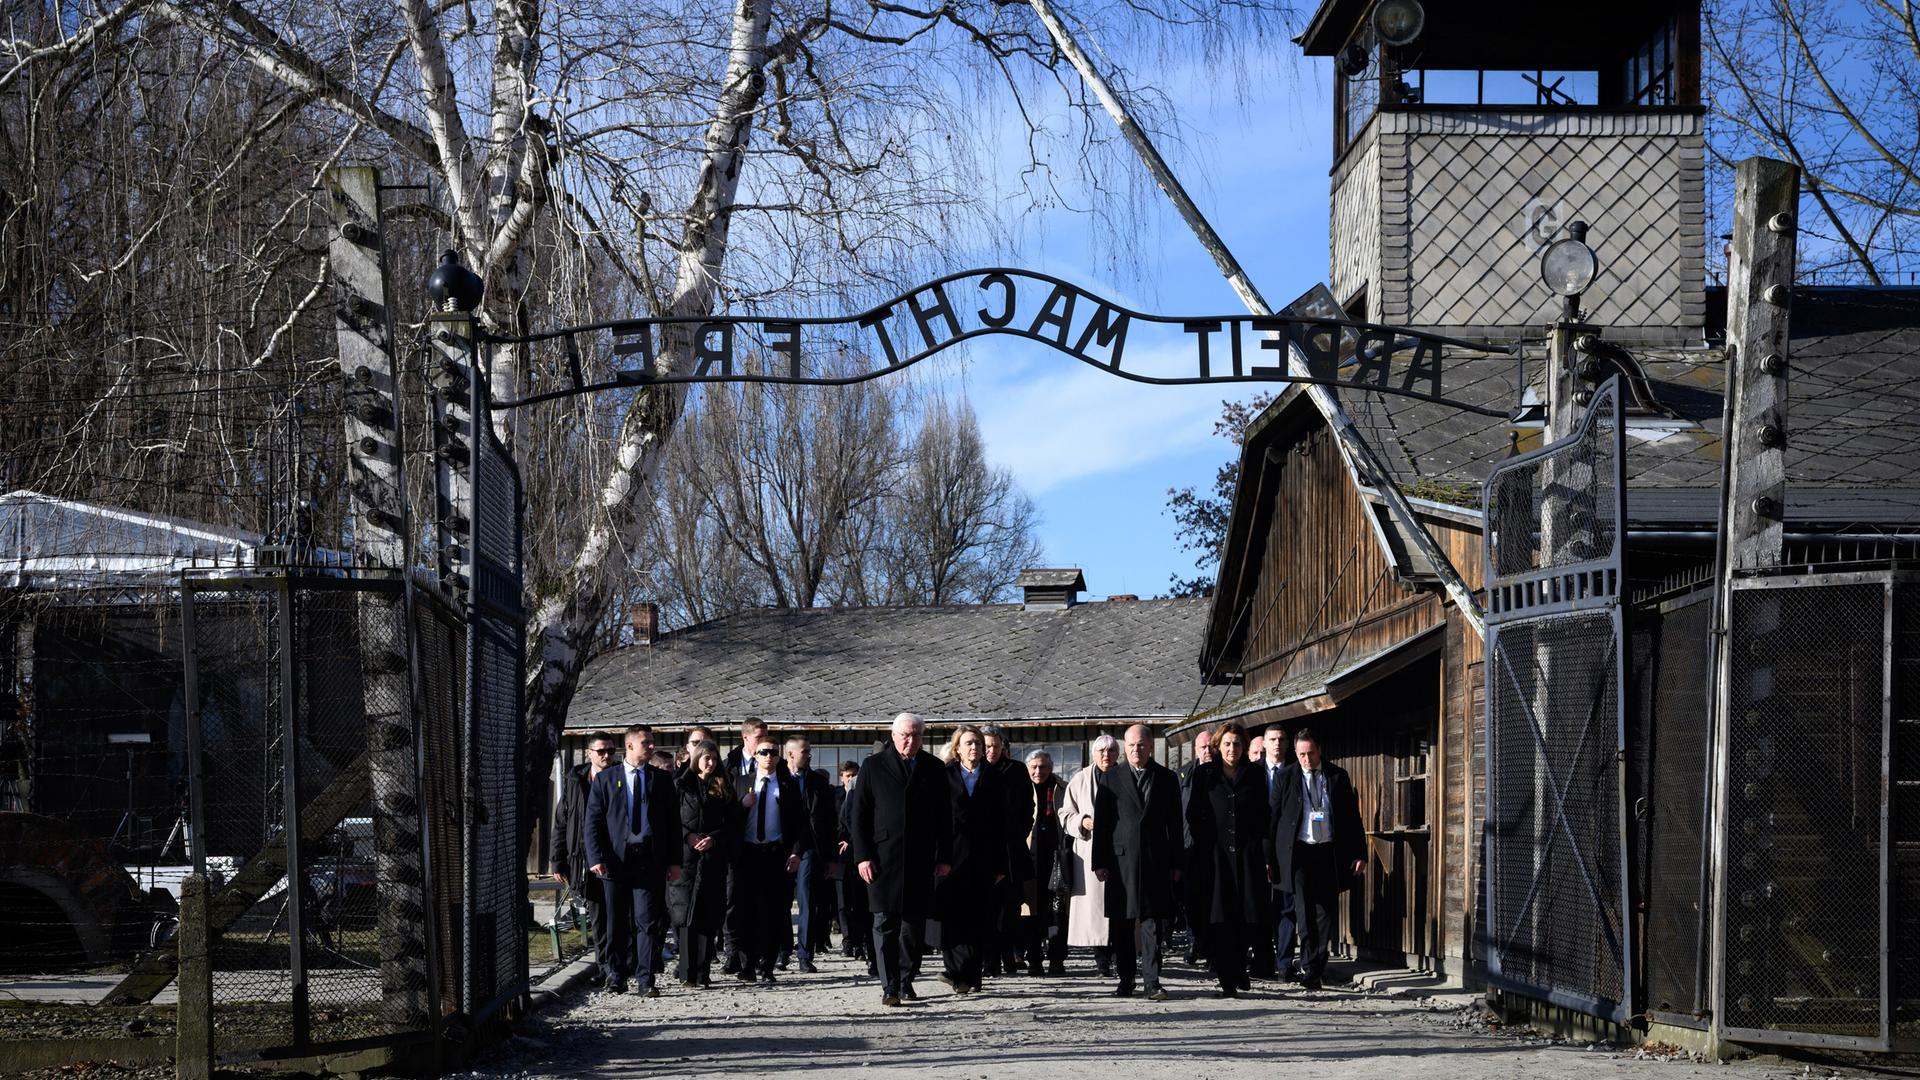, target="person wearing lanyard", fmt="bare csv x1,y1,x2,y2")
1264,727,1365,991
